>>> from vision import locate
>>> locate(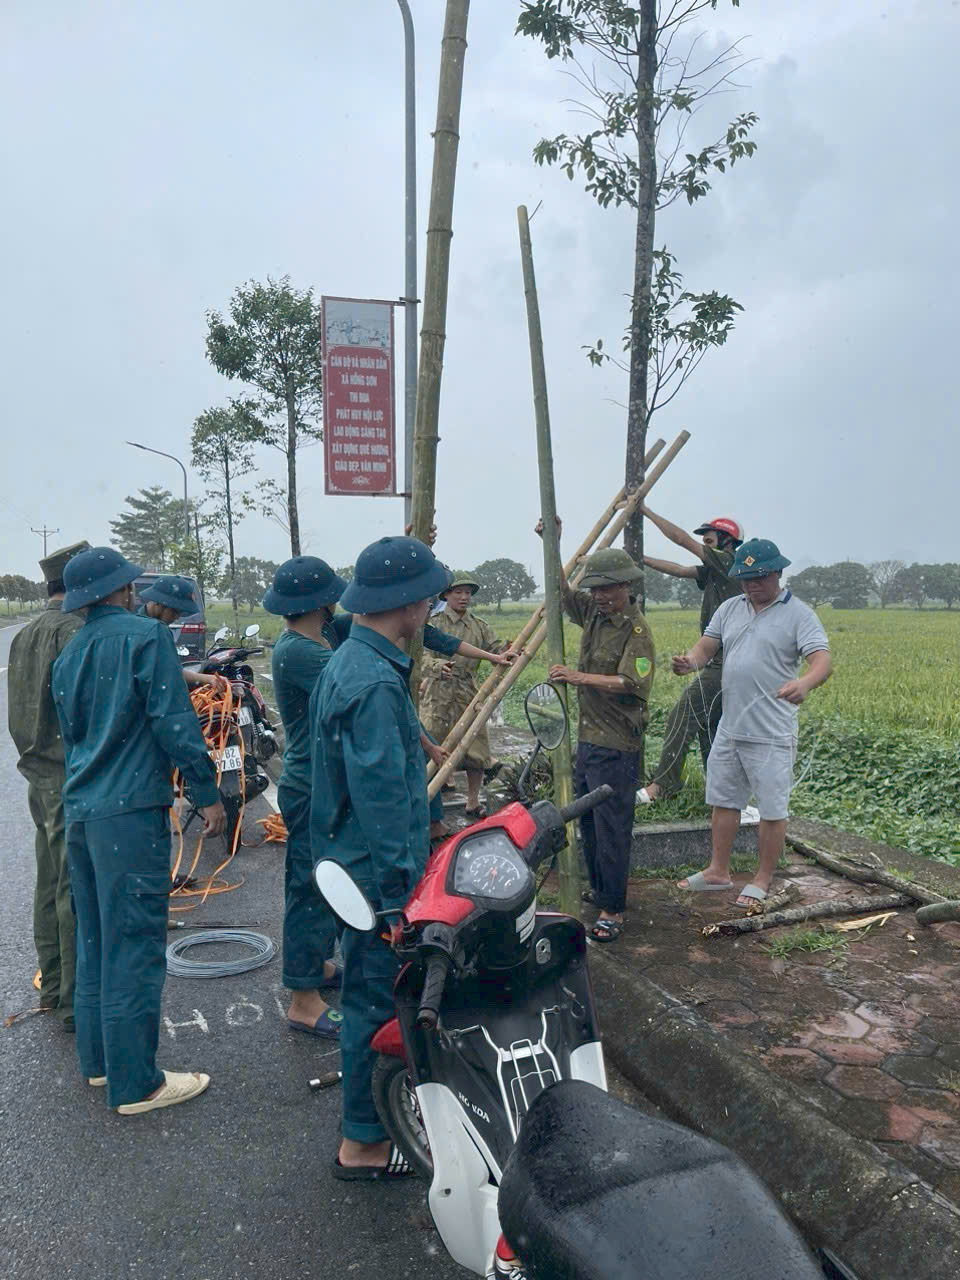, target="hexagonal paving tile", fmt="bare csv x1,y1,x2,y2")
855,1001,923,1029
810,1011,871,1040
812,1038,886,1066
885,1055,956,1090
824,1065,904,1101
764,1047,828,1084
701,1000,758,1029
919,1130,960,1170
